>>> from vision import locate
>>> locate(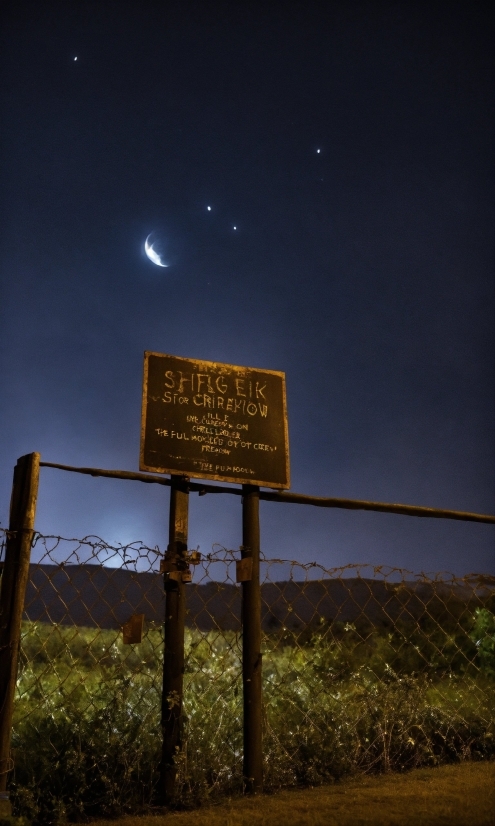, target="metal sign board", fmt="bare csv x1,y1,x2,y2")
140,352,290,488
